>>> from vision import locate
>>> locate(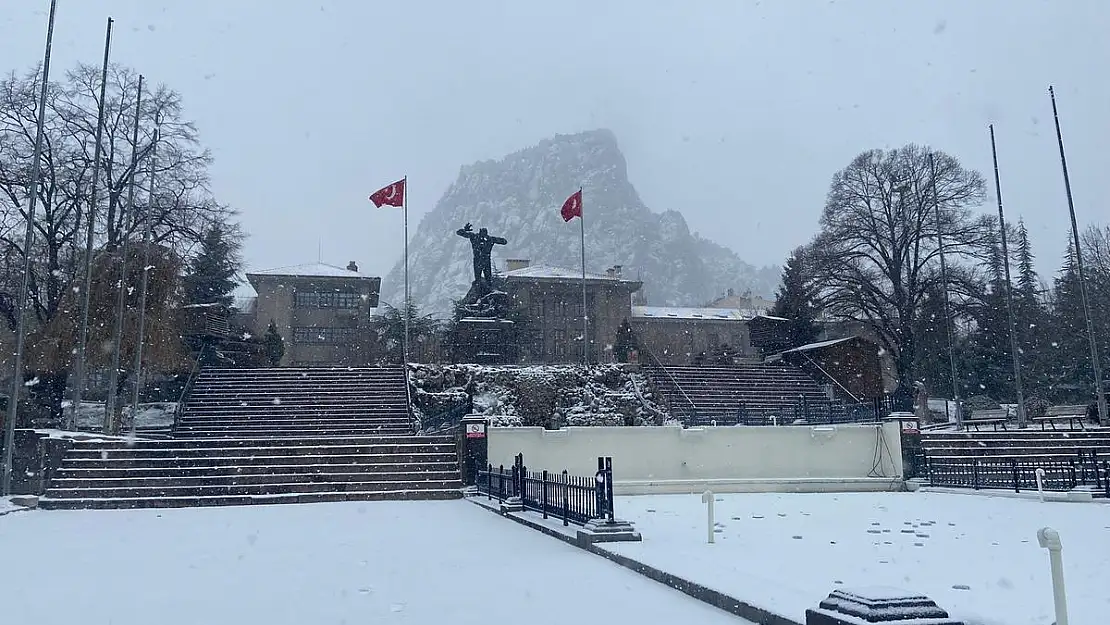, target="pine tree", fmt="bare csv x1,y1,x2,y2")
770,246,819,349
183,221,242,306
1015,219,1039,301
376,300,439,364
263,320,285,367
1046,243,1093,402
